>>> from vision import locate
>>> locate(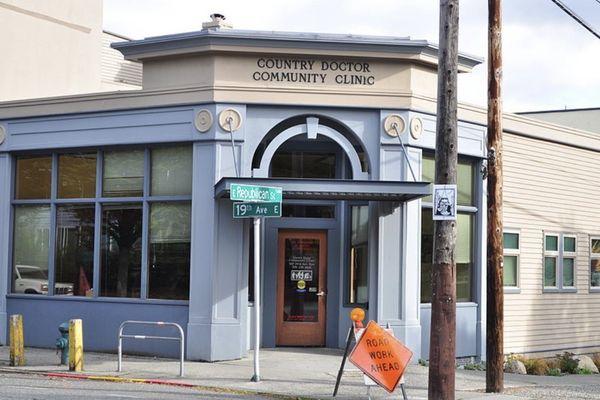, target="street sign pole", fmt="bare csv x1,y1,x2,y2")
251,217,261,382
